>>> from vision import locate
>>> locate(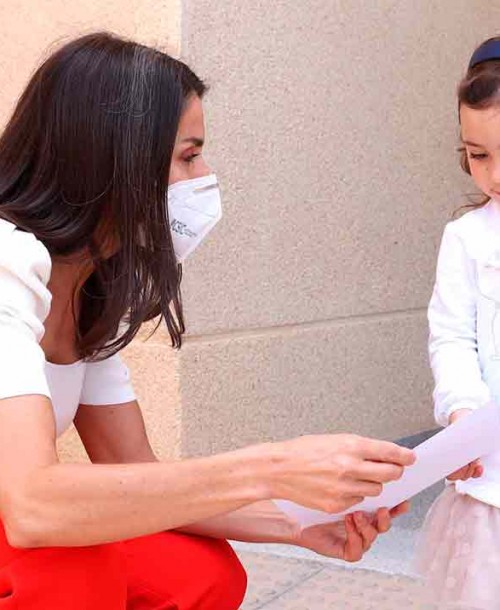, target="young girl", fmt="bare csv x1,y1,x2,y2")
0,31,414,610
417,36,500,609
